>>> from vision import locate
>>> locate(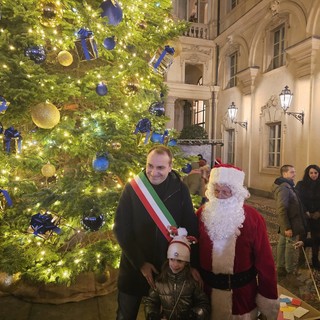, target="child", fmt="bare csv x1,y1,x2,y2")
144,228,210,320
